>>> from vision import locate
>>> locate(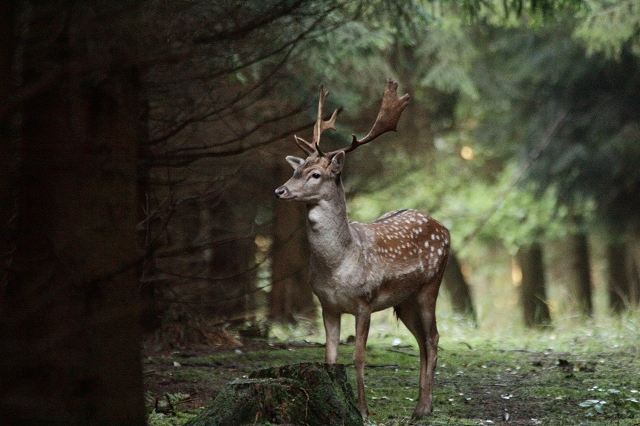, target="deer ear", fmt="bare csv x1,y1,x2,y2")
330,151,345,175
285,156,304,170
